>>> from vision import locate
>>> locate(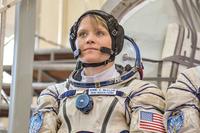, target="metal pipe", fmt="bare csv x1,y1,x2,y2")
8,0,36,132
0,0,7,105
0,0,22,13
1,89,10,105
